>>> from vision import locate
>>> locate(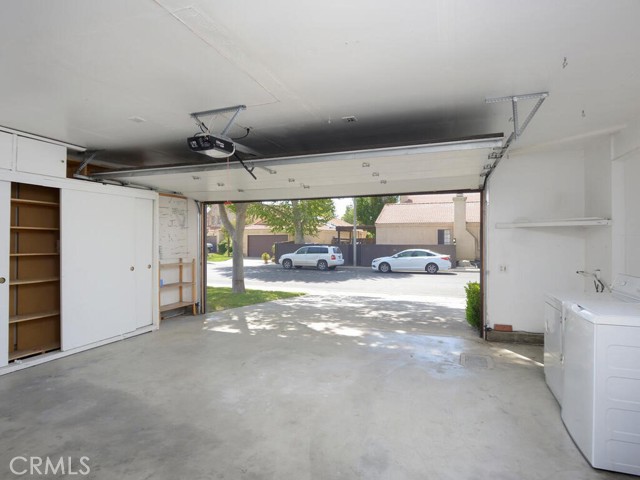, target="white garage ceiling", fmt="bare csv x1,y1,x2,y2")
1,1,639,199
